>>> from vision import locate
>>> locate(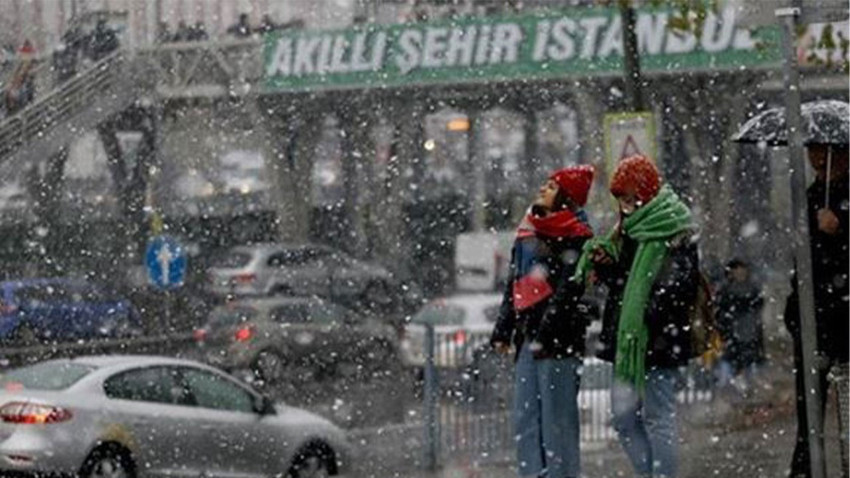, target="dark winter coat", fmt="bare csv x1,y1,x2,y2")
596,232,700,369
784,176,849,363
491,234,589,361
717,280,764,370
